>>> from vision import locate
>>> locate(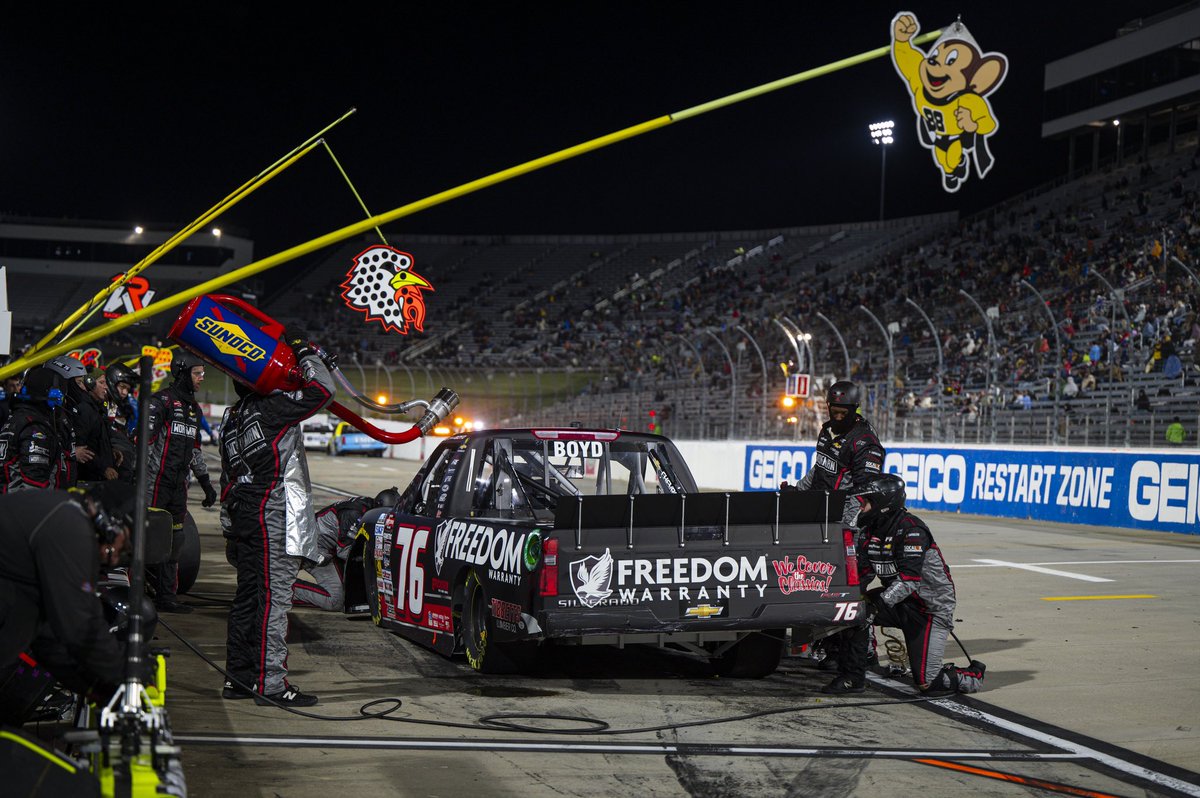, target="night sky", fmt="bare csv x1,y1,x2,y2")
0,3,1187,269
